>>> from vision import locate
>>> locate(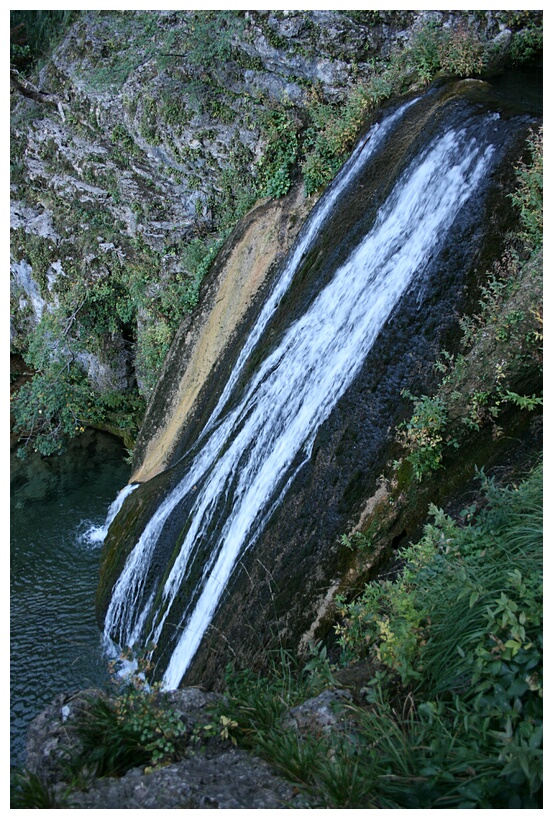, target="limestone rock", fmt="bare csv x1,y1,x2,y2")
25,686,304,810
62,750,301,809
284,688,353,735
